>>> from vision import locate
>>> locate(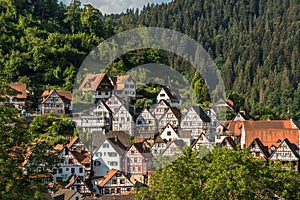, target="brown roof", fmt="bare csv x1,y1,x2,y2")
240,120,298,148
105,131,131,148
111,76,131,91
220,136,237,150
9,83,27,98
98,169,118,187
80,73,112,92
58,91,73,101
245,129,299,148
67,137,79,149
71,150,90,165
